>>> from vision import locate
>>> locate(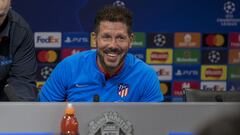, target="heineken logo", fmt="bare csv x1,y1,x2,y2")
88,112,133,135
